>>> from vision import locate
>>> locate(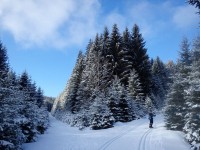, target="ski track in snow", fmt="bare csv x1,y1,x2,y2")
98,120,143,150
22,114,190,150
138,129,151,150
